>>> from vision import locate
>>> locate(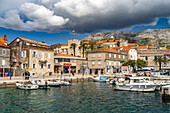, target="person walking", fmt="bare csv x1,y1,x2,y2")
71,70,74,76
